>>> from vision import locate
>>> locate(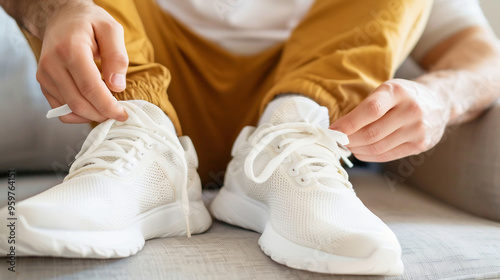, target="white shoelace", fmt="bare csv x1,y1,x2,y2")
244,123,353,186
47,103,192,237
